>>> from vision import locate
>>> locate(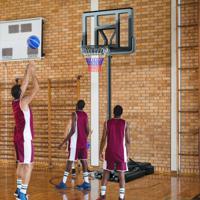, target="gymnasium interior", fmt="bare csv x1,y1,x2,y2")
0,0,200,199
